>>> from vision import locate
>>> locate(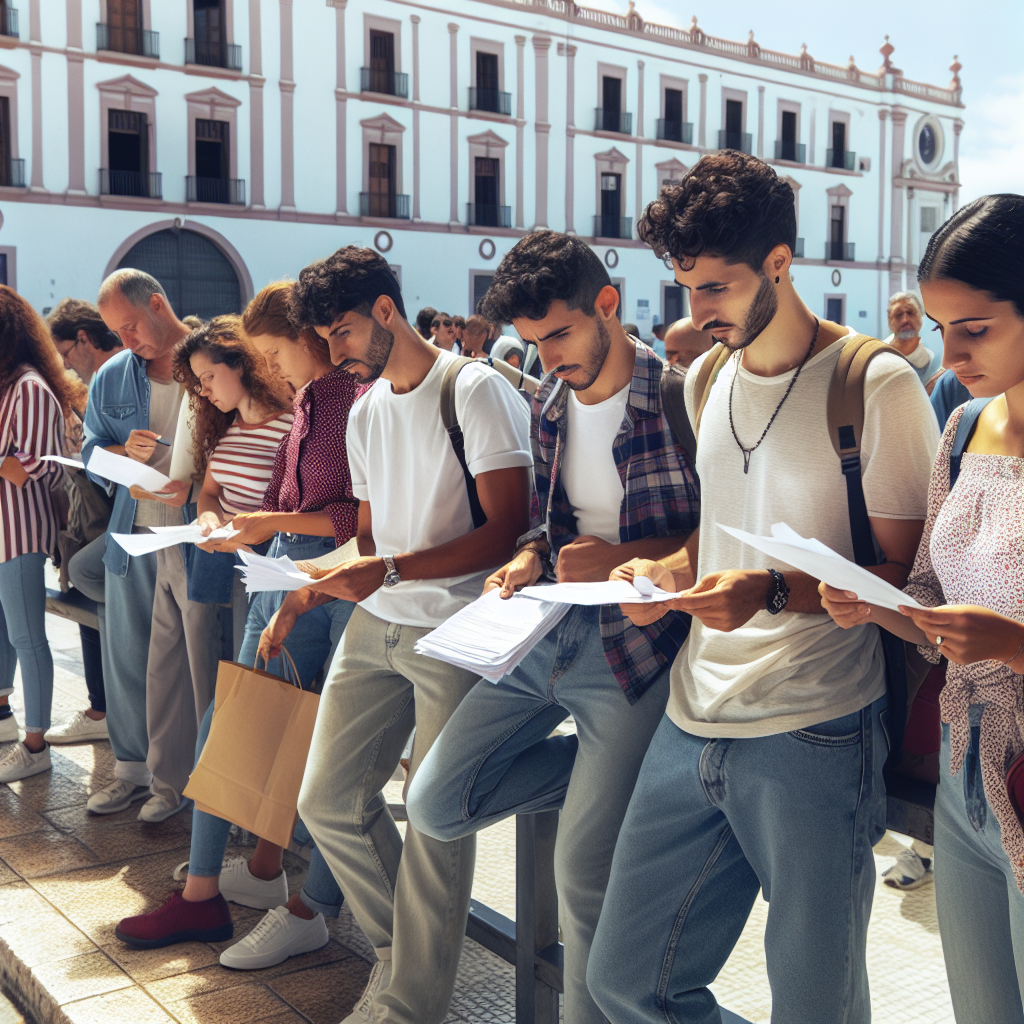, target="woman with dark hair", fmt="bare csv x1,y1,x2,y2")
0,285,86,782
822,193,1024,1020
